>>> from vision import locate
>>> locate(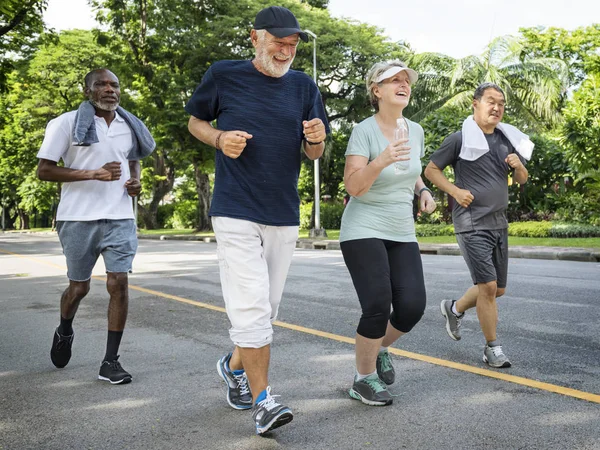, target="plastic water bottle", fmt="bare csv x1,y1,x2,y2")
393,118,410,175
